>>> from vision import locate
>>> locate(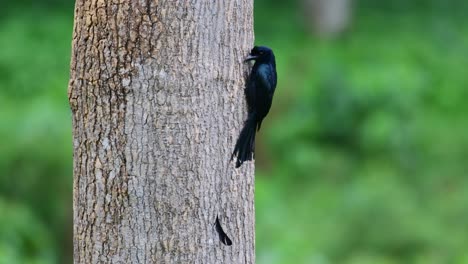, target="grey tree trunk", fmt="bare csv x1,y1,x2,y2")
68,0,254,263
304,0,352,37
